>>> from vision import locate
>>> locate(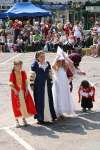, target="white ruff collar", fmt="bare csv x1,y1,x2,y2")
39,62,48,71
